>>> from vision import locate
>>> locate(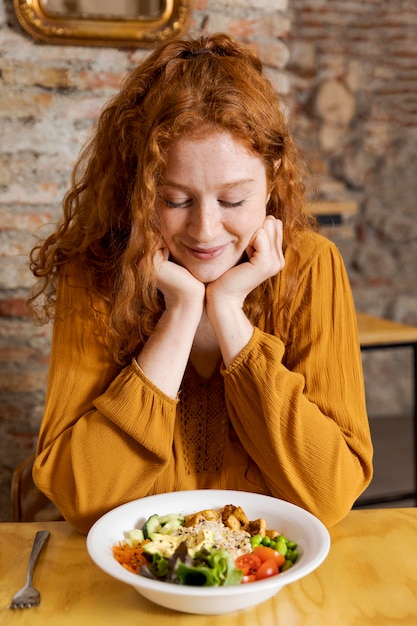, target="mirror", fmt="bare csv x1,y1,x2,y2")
13,0,190,48
42,1,164,20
